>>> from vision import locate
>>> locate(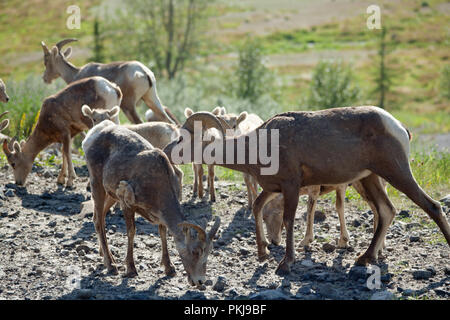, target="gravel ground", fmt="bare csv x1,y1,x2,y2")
0,151,449,300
